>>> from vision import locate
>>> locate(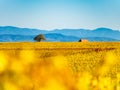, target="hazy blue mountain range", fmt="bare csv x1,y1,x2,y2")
0,26,120,42
0,34,119,42
51,28,120,40
0,26,48,35
0,34,79,42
